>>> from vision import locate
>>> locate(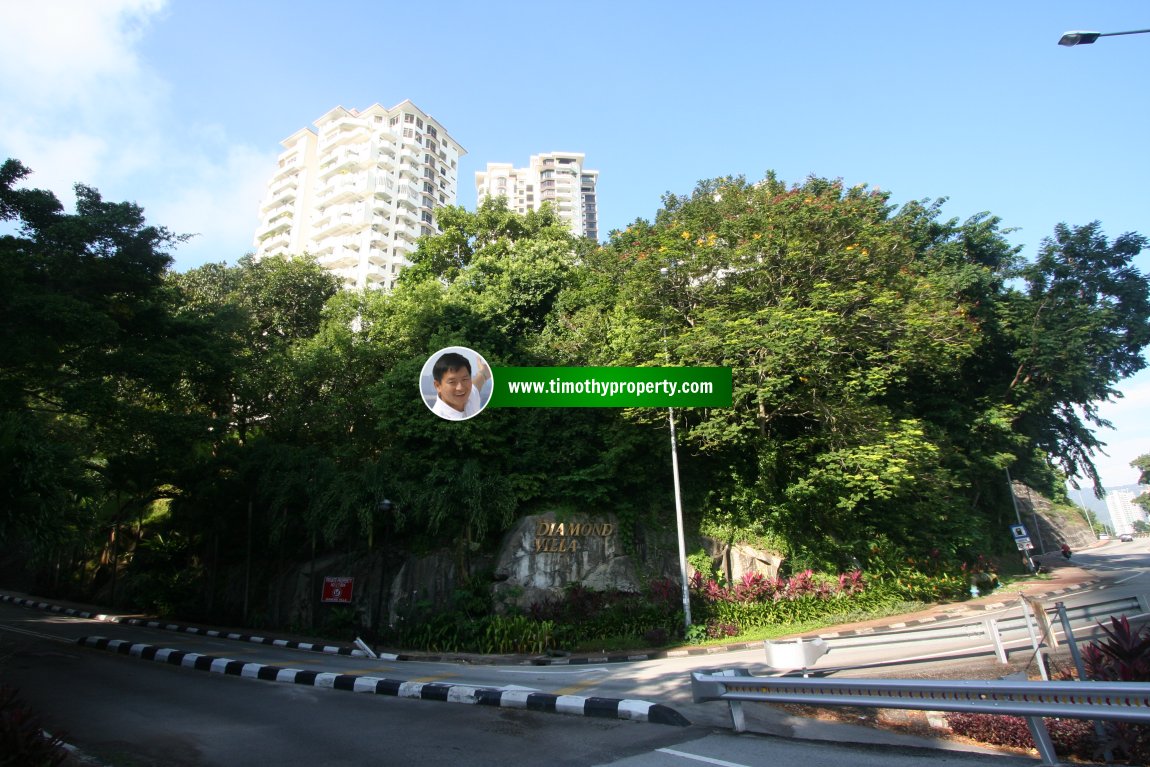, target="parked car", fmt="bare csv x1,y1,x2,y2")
1119,533,1135,542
